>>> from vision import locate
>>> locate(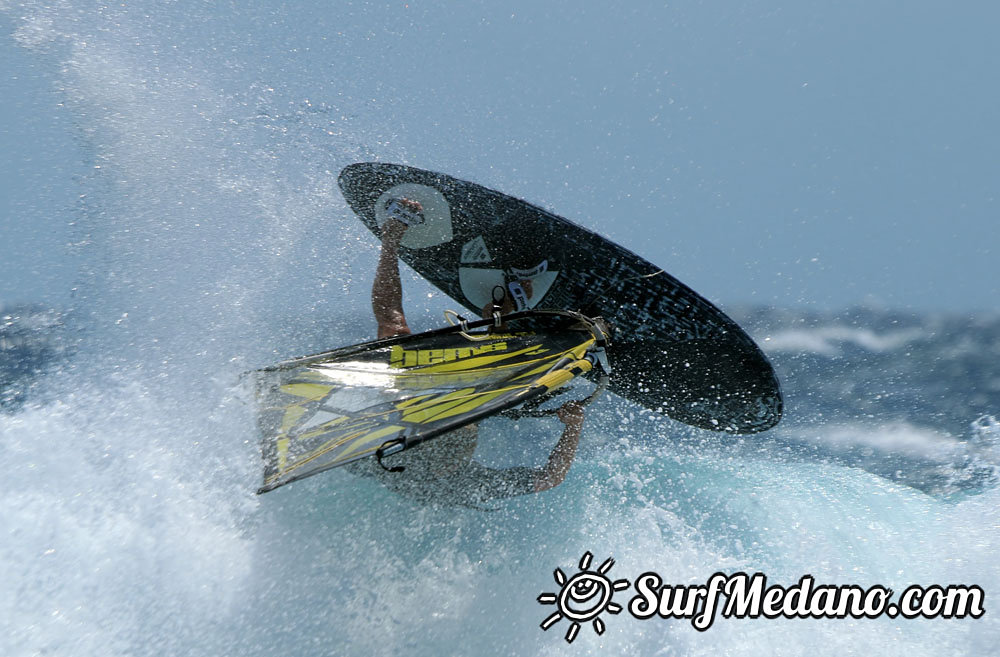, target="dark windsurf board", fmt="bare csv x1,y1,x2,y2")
338,162,782,434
